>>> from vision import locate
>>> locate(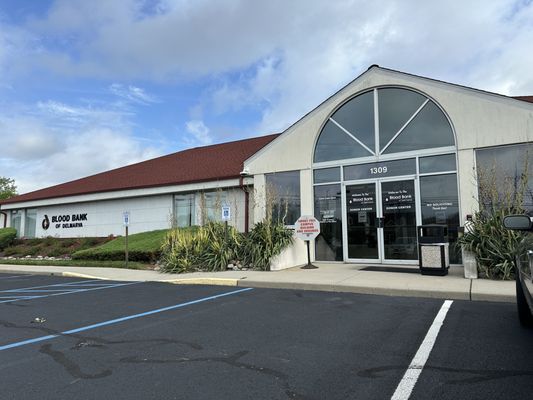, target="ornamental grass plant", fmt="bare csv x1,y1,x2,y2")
458,161,531,280
159,220,293,273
